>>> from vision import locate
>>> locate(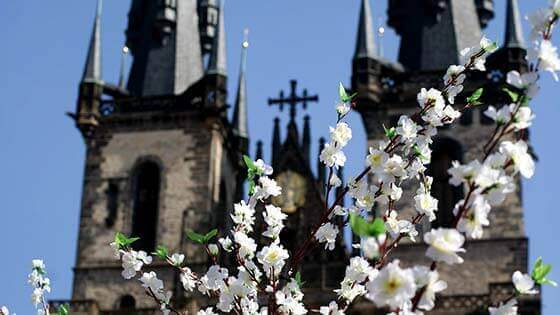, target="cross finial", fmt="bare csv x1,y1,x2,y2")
268,80,319,122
